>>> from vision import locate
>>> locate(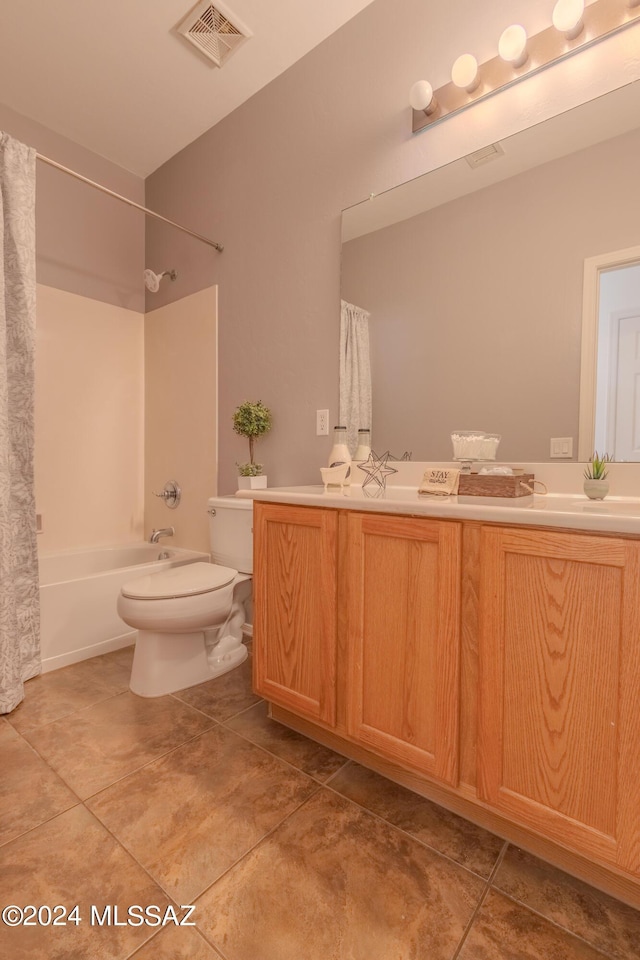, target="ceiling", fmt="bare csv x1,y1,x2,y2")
0,0,376,177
